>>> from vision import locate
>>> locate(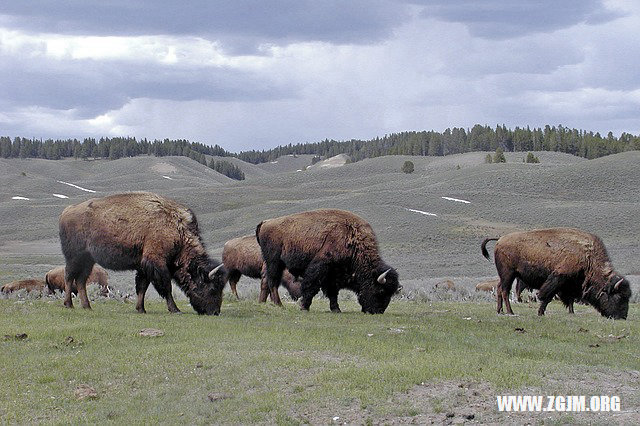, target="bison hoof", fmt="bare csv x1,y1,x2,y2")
169,310,183,314
331,308,341,313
